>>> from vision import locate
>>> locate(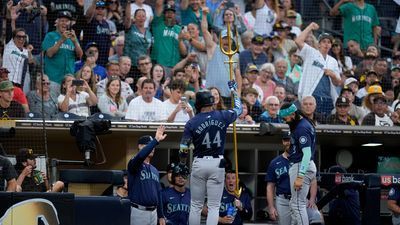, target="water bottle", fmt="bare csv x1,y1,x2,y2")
227,205,237,219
